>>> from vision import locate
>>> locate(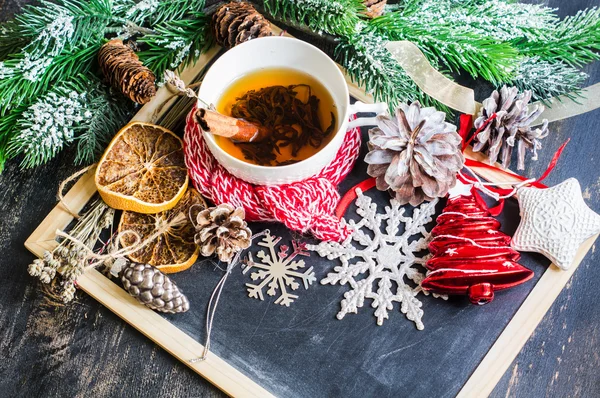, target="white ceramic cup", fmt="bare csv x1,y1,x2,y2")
198,36,386,185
